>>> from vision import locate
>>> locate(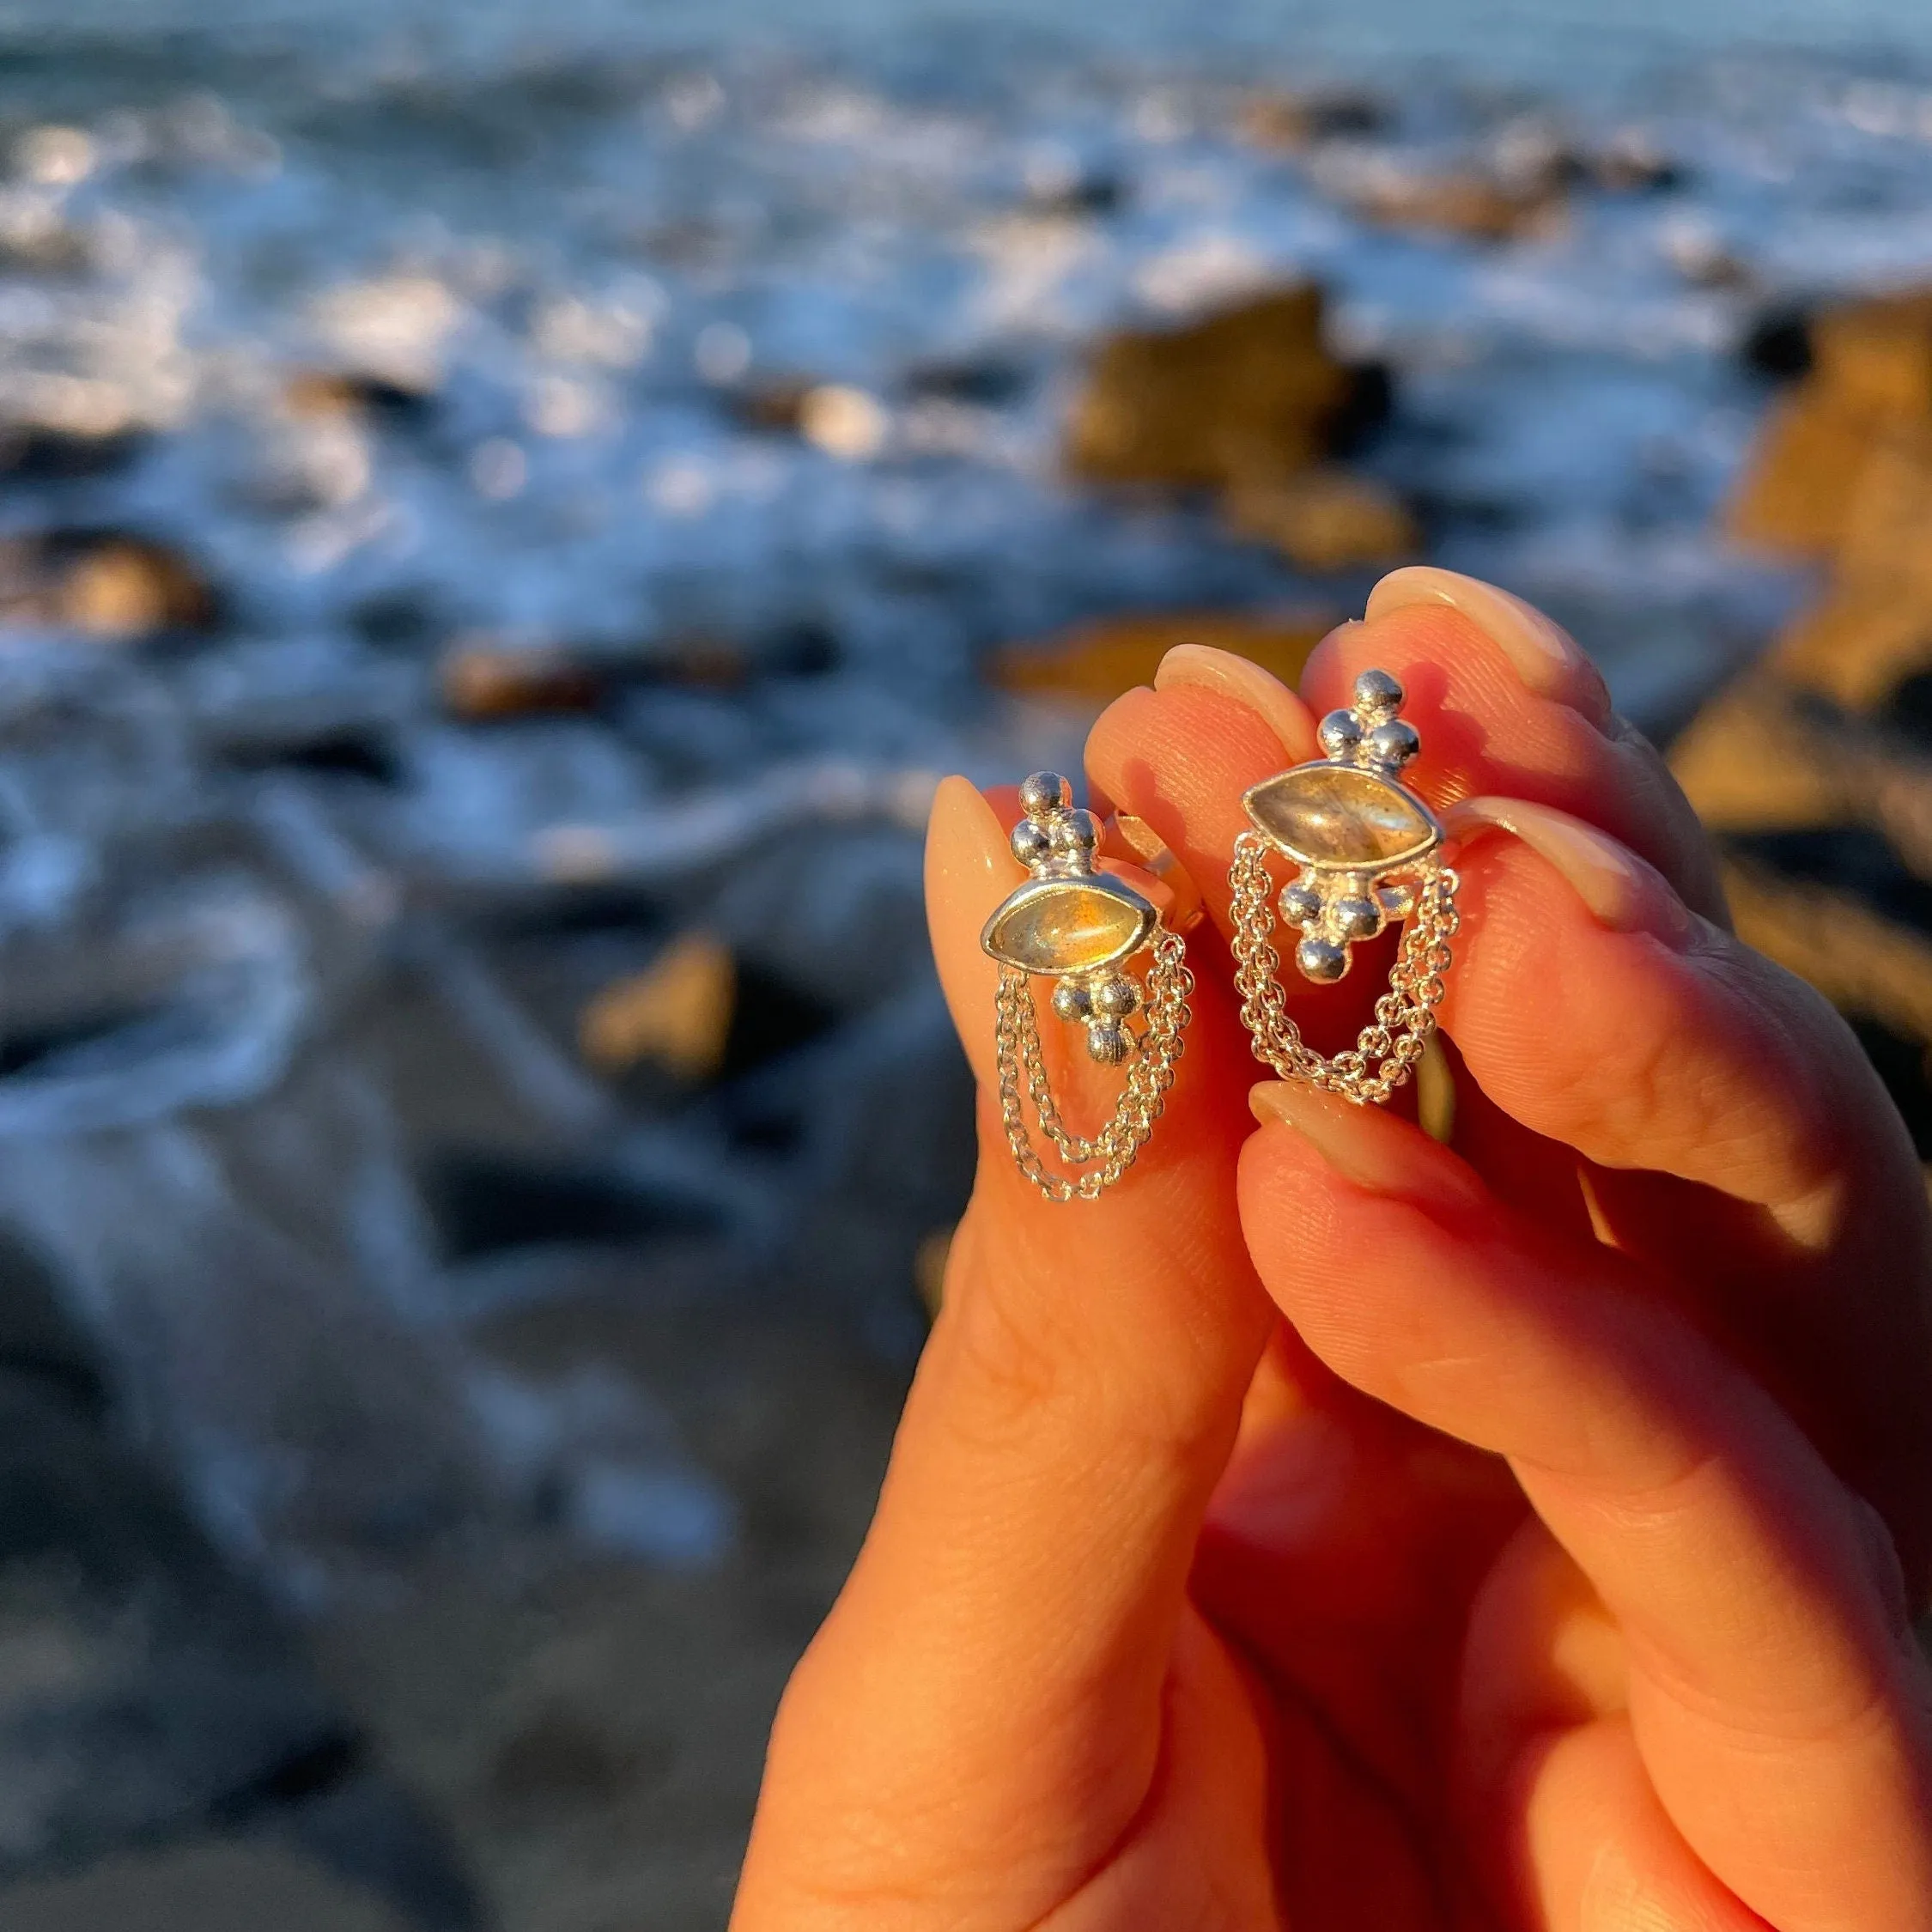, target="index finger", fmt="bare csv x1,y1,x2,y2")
735,775,1273,1929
